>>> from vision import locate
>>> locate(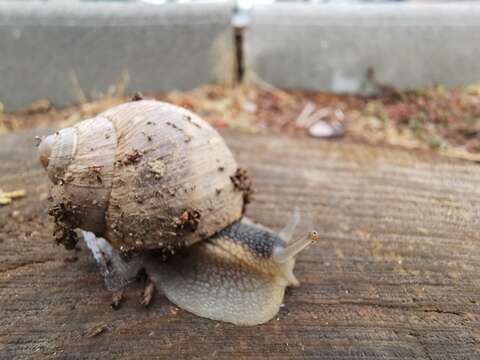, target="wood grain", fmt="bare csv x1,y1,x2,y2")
0,129,479,359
